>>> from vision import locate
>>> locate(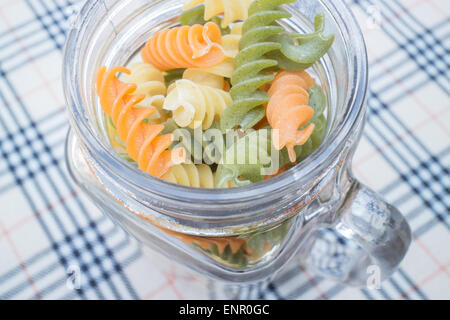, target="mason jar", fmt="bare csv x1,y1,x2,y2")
63,0,411,286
